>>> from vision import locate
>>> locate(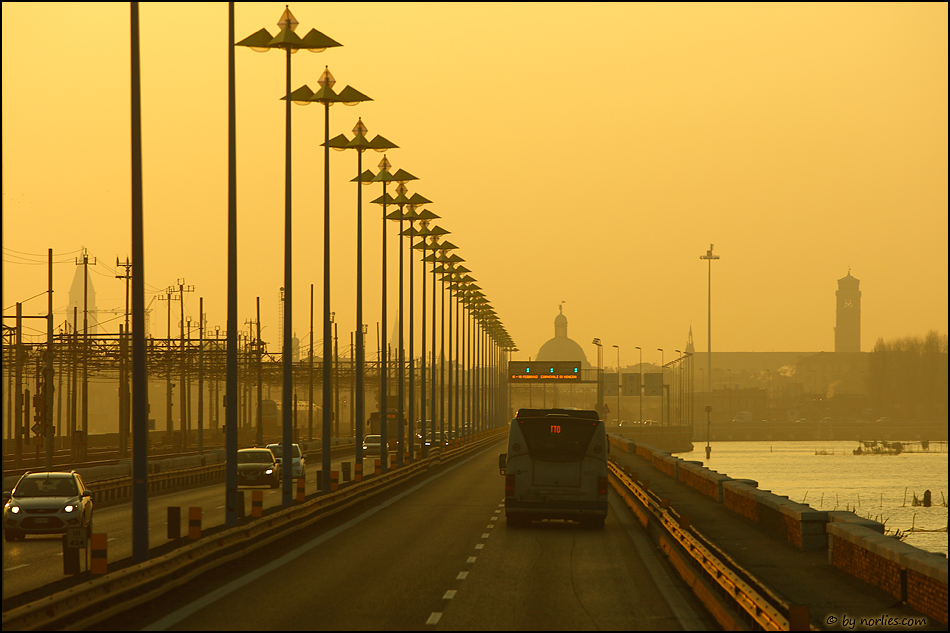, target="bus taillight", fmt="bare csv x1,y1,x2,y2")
597,477,608,496
505,474,515,497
